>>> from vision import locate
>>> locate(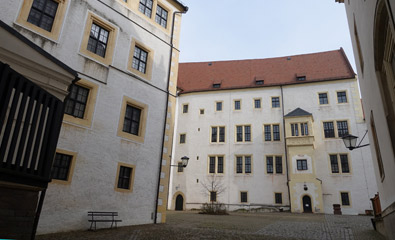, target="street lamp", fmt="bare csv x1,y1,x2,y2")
170,156,189,168
341,130,369,151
